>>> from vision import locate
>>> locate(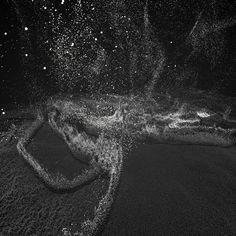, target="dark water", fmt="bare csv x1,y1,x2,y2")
102,143,236,236
28,123,89,180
